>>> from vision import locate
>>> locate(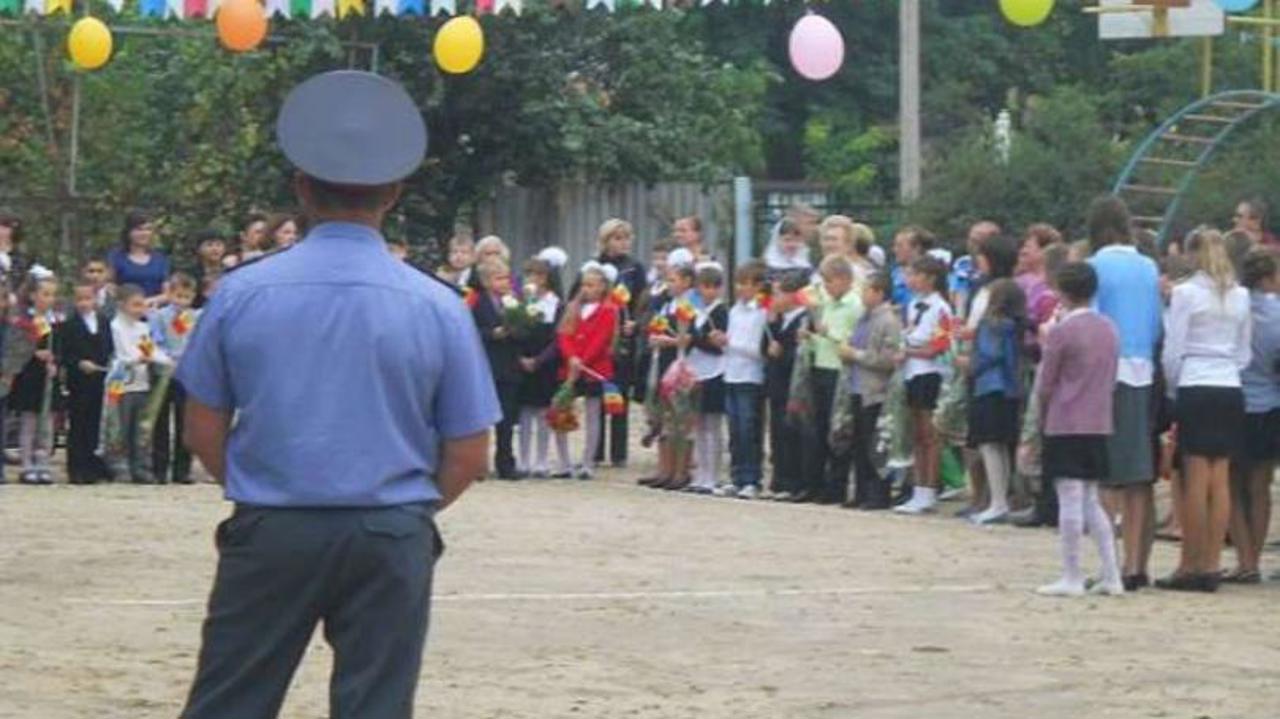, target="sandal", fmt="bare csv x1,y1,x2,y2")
1221,569,1262,585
